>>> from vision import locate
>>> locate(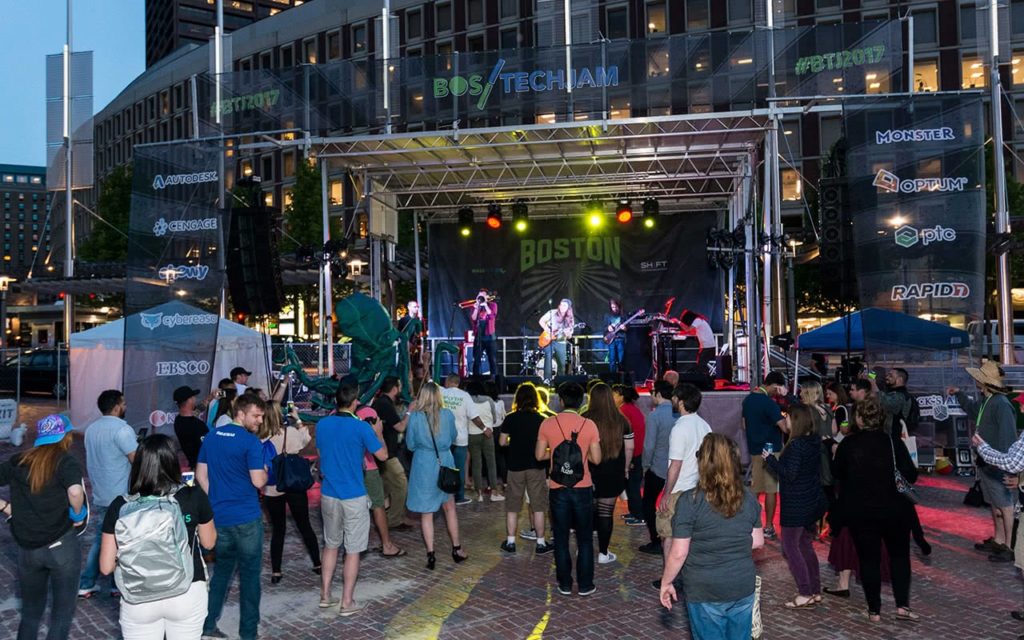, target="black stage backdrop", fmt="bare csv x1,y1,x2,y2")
428,214,723,338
